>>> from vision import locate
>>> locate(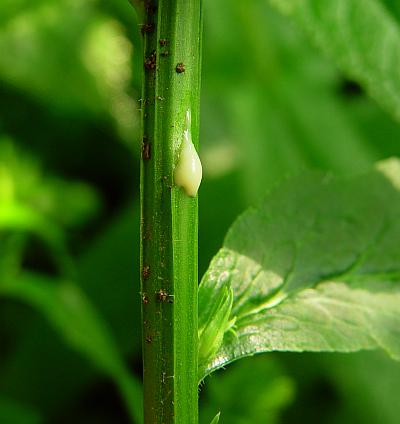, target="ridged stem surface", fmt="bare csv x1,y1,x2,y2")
140,1,202,423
